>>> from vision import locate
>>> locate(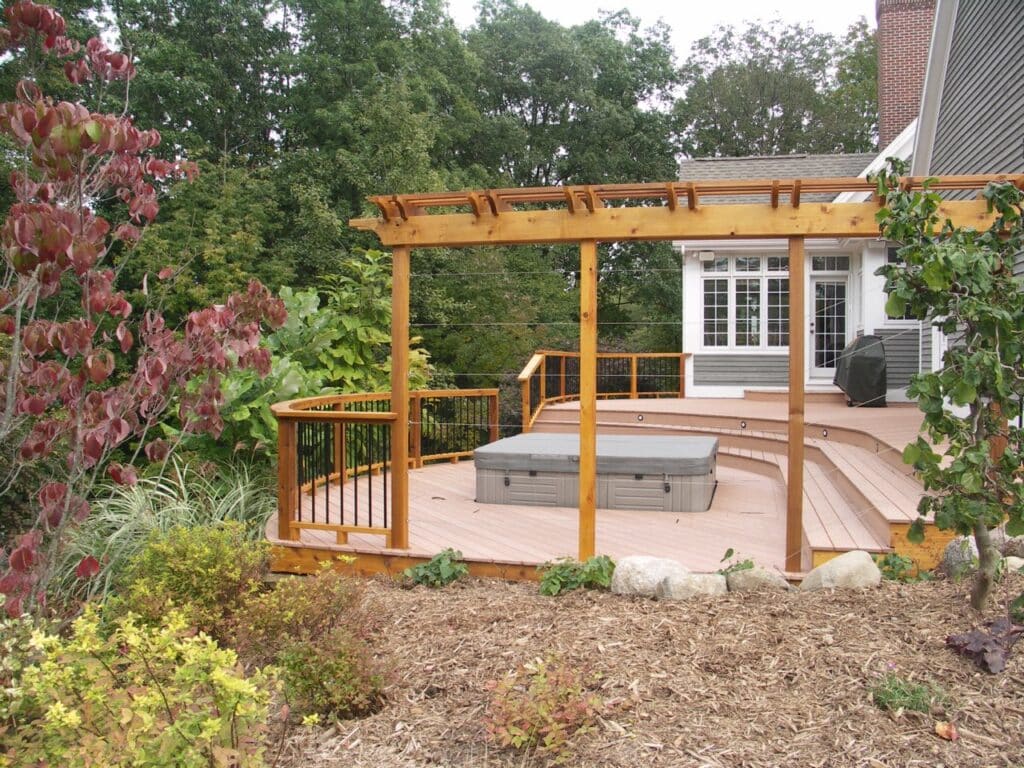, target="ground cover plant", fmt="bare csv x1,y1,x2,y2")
537,555,615,596
403,548,469,588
